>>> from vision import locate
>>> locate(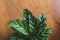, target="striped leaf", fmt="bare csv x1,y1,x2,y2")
38,13,47,29
10,33,25,40
9,19,31,35
24,9,37,30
